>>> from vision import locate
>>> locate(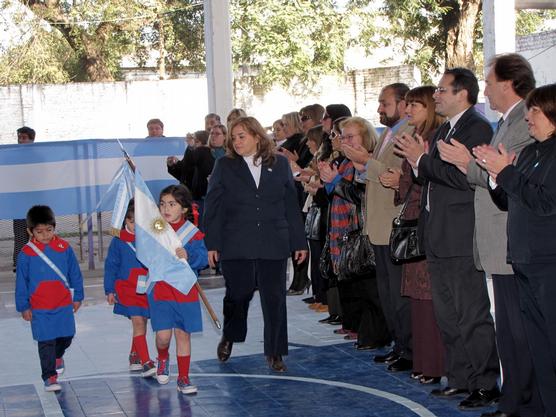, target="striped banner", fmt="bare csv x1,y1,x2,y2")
0,138,186,219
